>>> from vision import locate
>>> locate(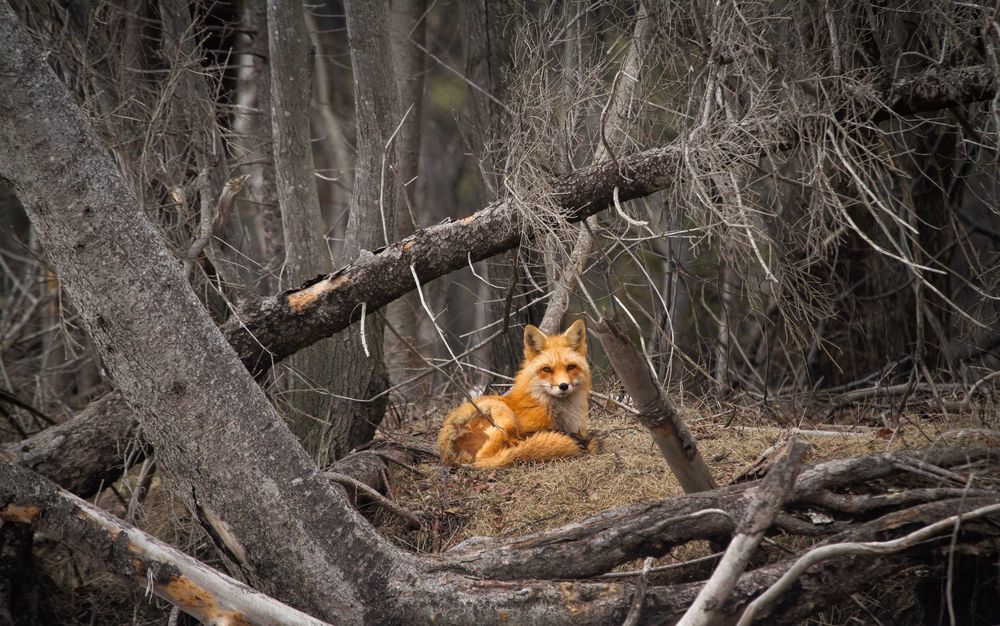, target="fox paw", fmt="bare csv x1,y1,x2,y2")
568,432,602,454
